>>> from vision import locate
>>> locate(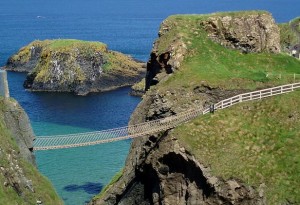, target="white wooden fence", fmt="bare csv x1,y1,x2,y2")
202,82,300,114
